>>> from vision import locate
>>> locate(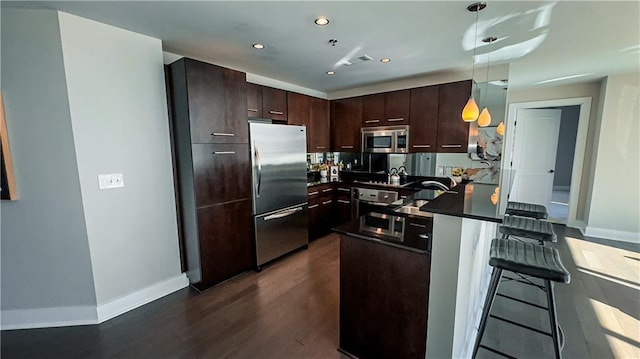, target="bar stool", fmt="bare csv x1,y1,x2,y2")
473,238,571,359
500,215,557,245
505,201,548,219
